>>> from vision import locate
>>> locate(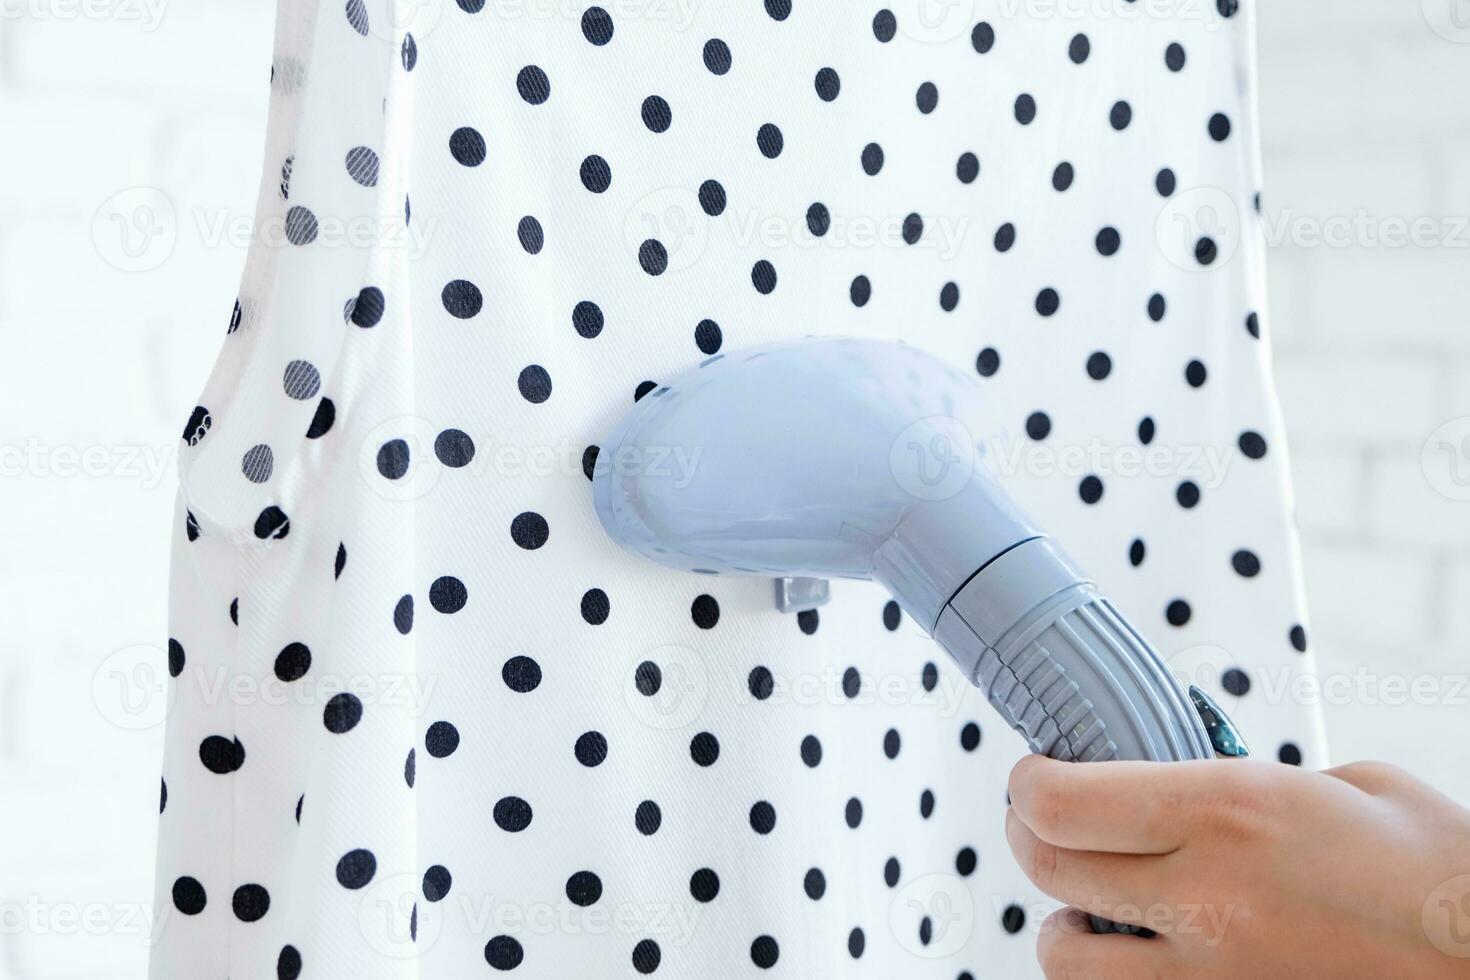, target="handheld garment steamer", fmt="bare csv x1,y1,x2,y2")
591,338,1245,764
